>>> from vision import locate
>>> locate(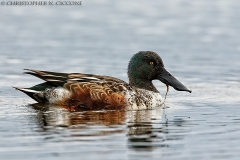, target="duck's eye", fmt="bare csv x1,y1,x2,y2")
150,61,154,65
